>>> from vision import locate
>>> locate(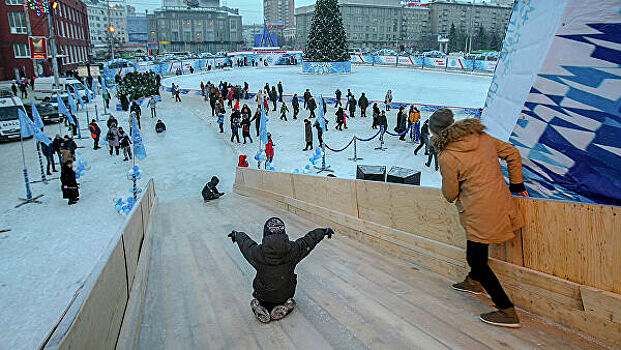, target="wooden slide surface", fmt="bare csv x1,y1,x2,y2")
134,194,603,349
